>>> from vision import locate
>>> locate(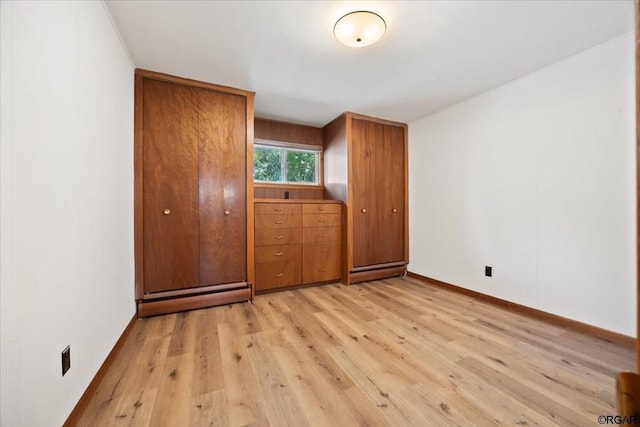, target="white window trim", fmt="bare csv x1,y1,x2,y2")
254,139,321,185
